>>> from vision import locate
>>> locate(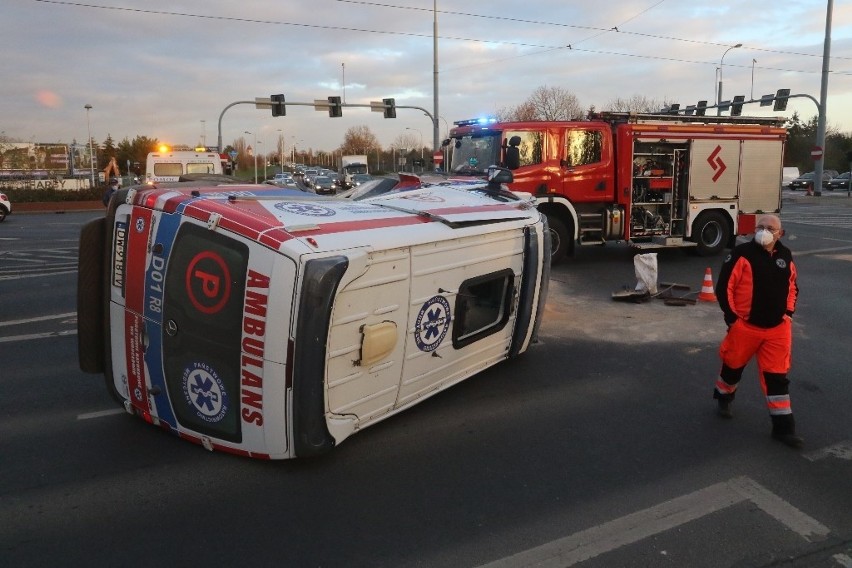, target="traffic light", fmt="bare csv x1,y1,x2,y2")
328,96,342,118
730,95,745,116
383,97,396,119
695,100,707,117
774,89,790,112
271,94,286,117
